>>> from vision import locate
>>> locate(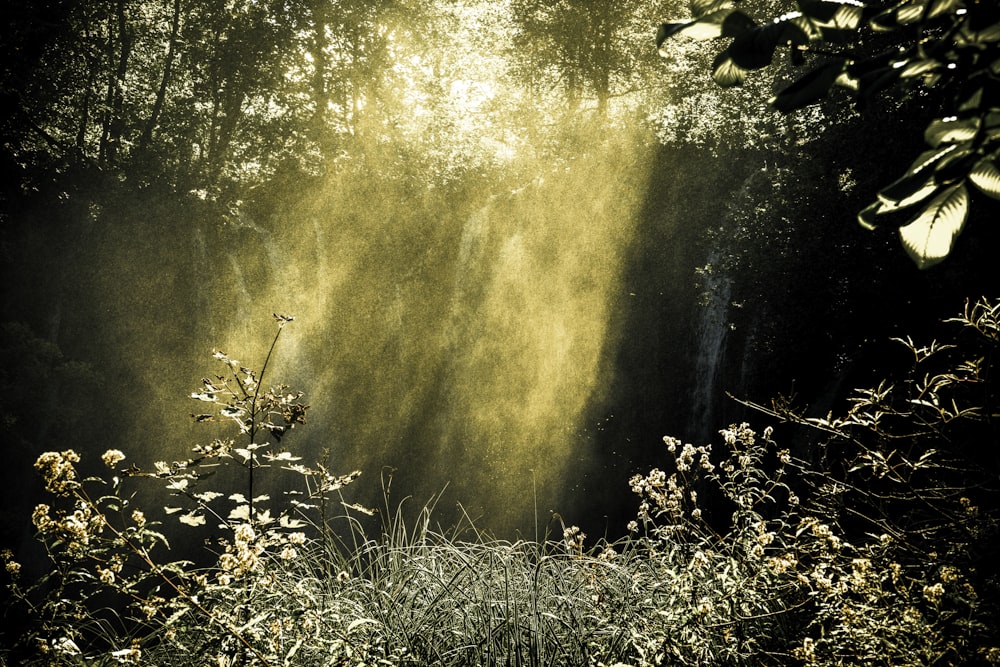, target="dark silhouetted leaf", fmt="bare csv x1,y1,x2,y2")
903,145,961,177
798,0,865,26
899,183,969,268
799,0,866,41
985,110,1000,139
964,2,1000,42
728,30,781,70
769,60,846,111
690,0,736,18
713,51,750,86
729,18,814,70
857,67,903,105
858,200,886,230
933,147,976,183
877,174,938,209
720,9,759,36
657,9,756,45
